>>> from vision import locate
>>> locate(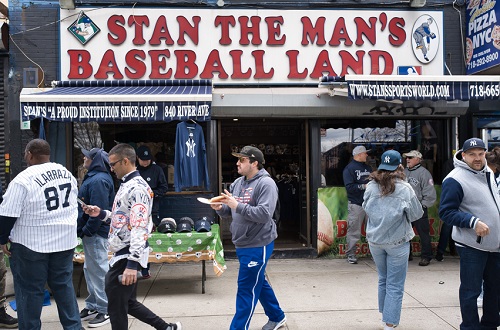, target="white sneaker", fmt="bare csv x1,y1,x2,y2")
262,316,286,330
87,313,110,328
